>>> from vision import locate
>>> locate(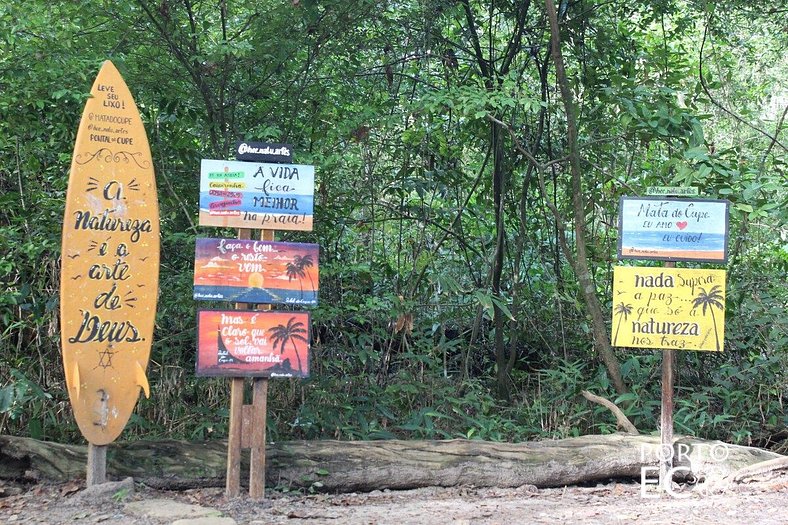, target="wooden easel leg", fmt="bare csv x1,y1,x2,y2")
226,377,244,498
249,378,269,500
86,443,107,486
